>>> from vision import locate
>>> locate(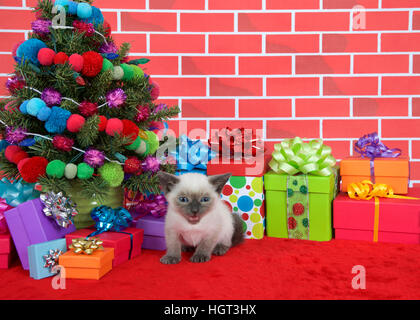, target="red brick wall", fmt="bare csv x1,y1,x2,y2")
1,0,420,182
